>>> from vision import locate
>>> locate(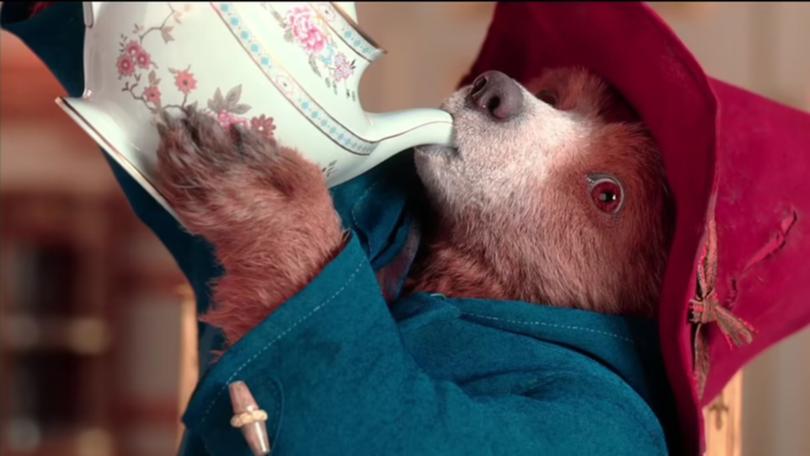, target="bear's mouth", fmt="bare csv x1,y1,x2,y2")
415,144,460,161
413,95,466,162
